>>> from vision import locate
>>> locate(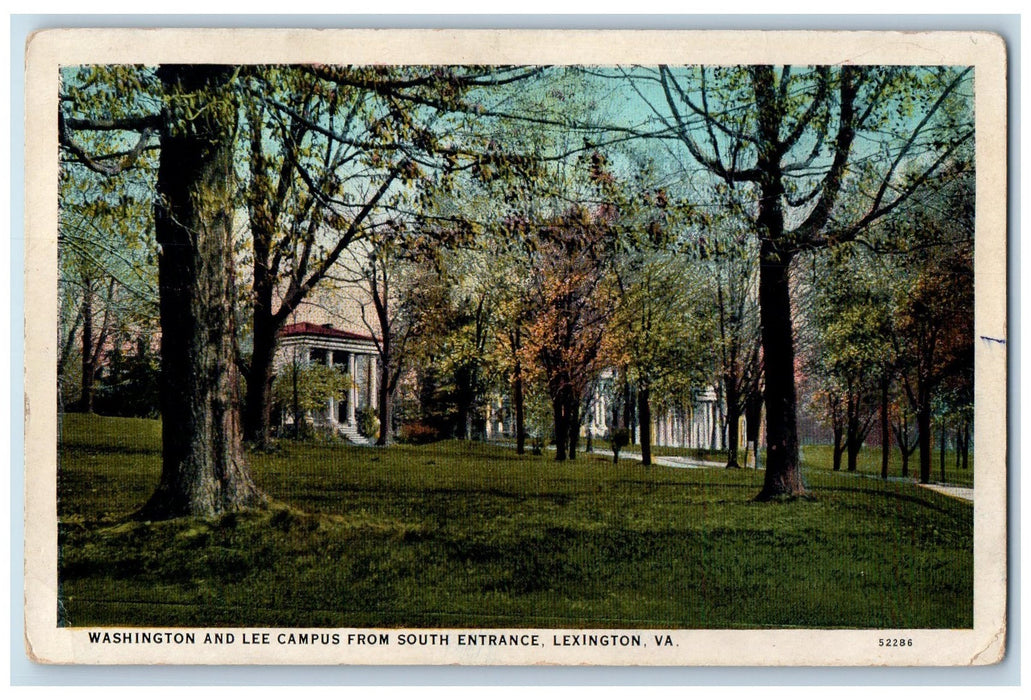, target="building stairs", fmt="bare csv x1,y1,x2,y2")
338,422,373,445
